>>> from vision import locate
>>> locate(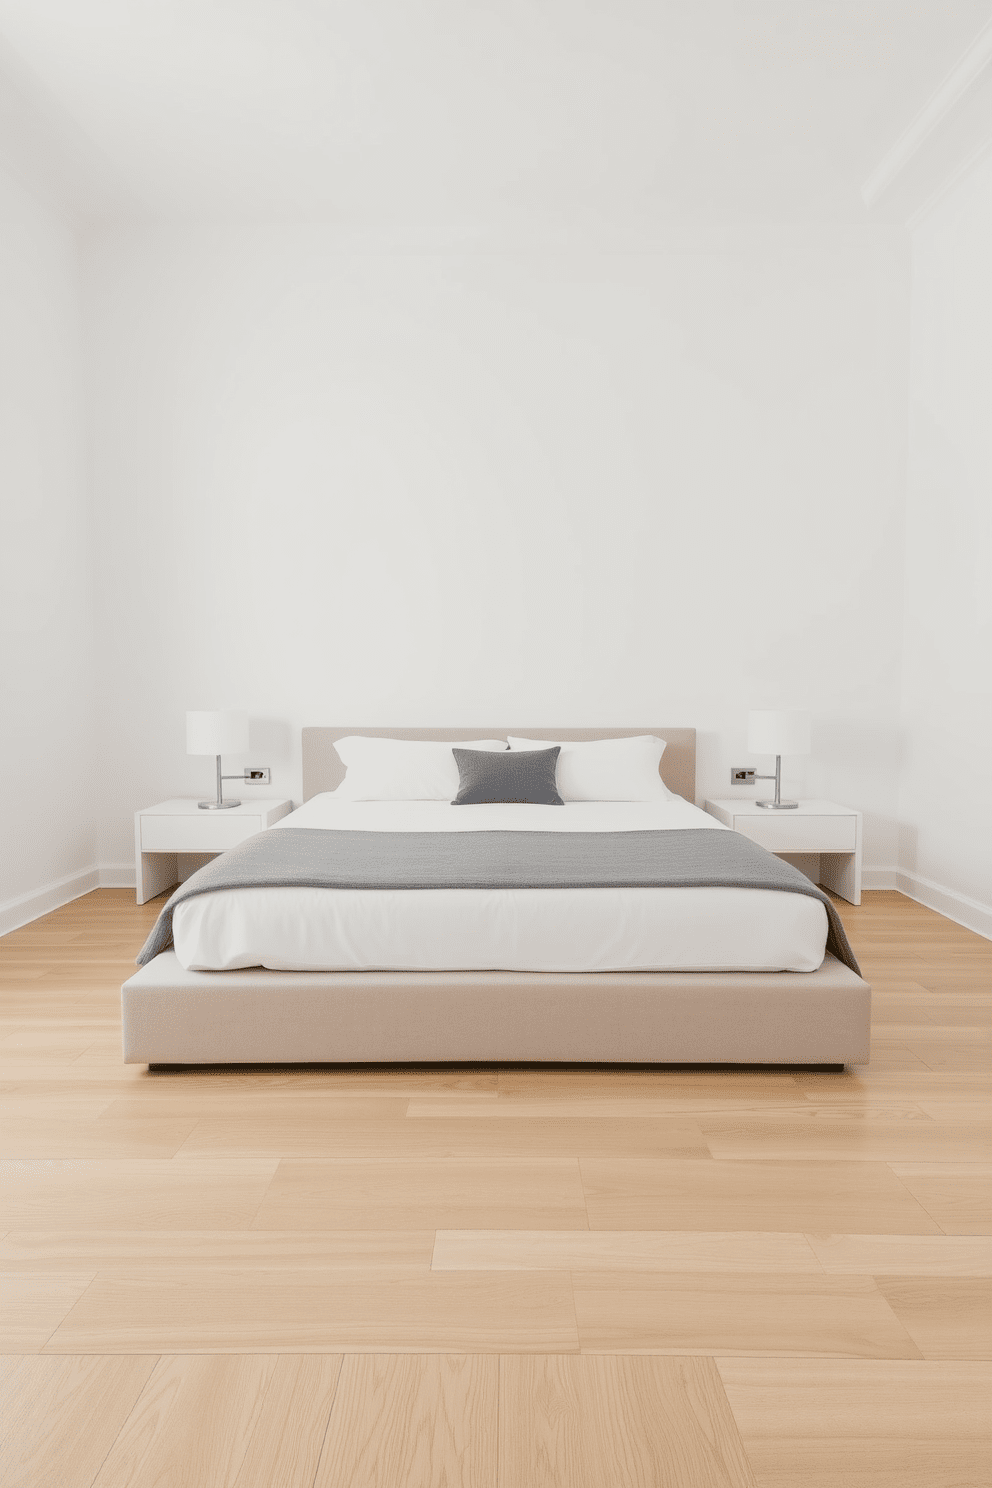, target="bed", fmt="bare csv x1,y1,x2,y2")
121,727,871,1066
